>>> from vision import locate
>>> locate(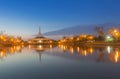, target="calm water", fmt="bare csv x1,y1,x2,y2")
0,45,120,79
